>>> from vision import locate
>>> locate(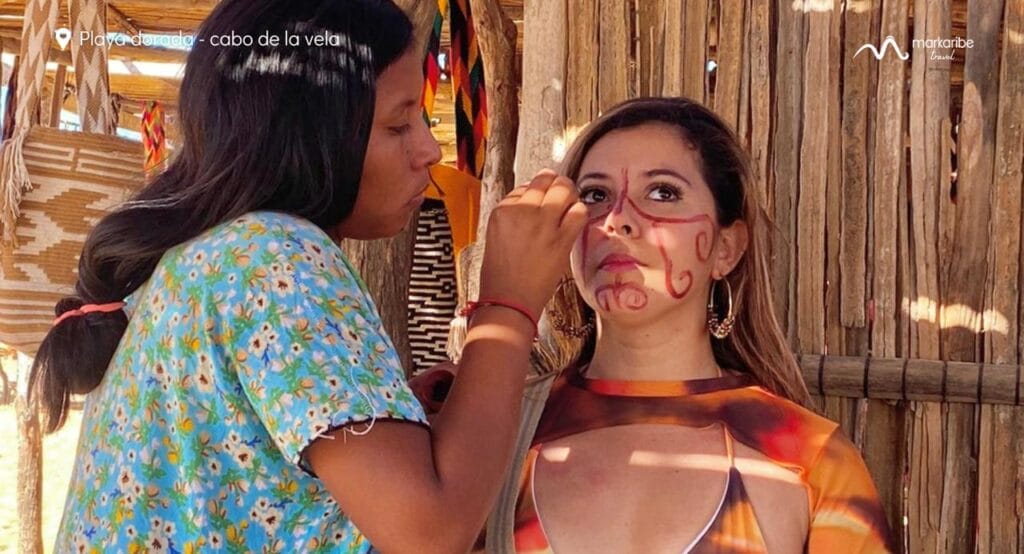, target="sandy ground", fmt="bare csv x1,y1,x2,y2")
0,405,81,554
